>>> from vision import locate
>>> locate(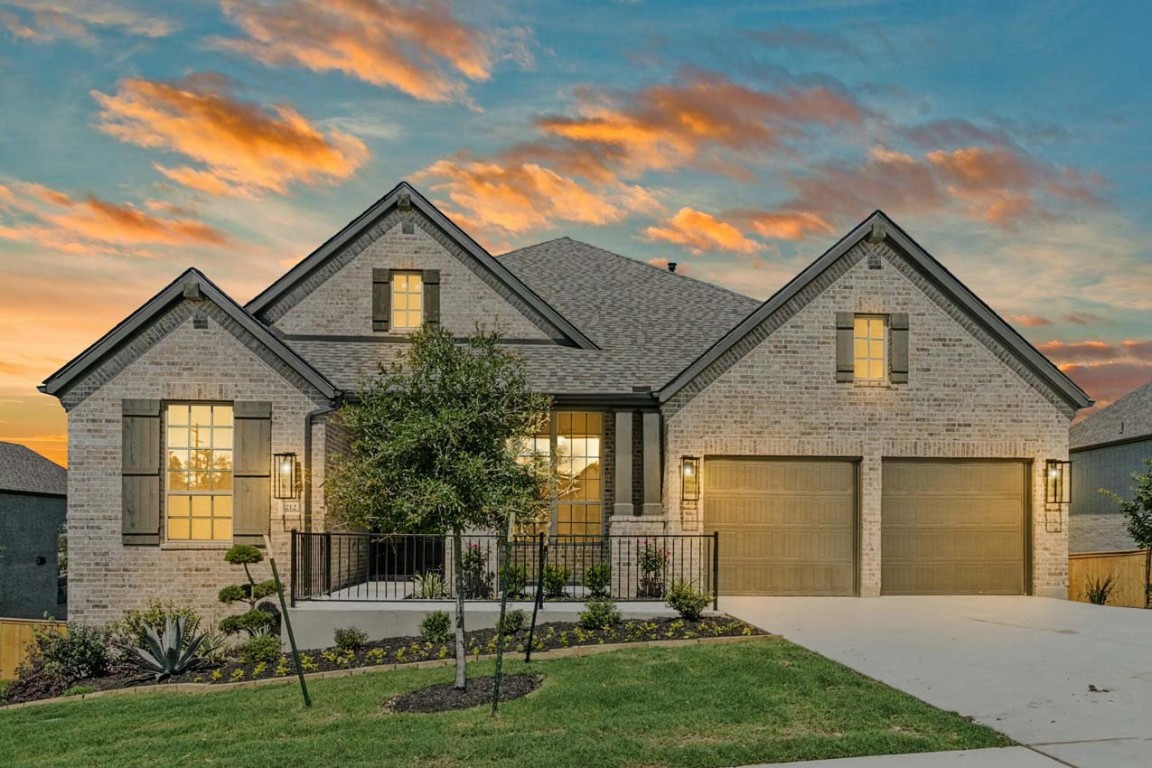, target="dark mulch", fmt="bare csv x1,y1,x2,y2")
383,674,543,714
